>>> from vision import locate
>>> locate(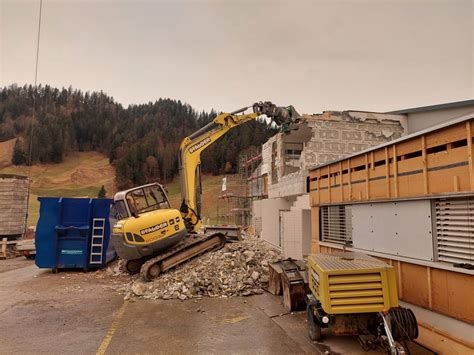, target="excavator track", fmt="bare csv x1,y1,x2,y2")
139,232,226,282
